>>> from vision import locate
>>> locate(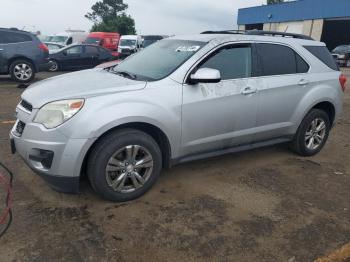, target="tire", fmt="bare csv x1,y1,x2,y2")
9,59,35,83
87,129,162,202
290,109,331,157
48,60,59,72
